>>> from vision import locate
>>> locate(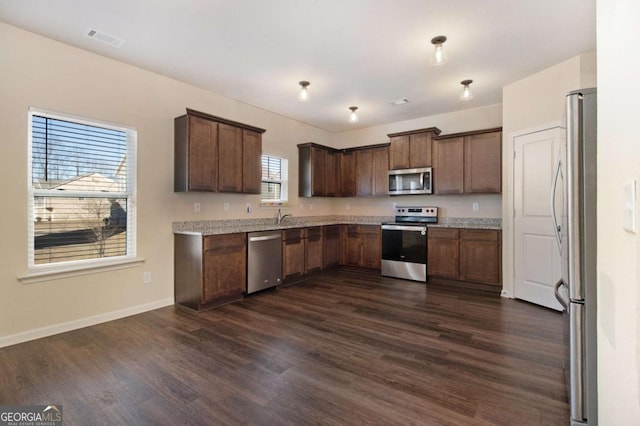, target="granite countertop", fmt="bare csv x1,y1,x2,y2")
173,215,501,235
